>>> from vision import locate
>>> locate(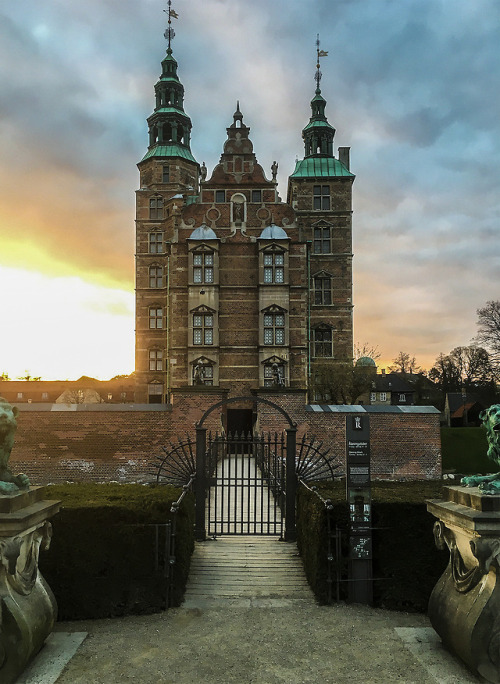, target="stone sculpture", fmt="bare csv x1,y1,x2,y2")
0,397,30,494
462,405,500,493
0,397,60,683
